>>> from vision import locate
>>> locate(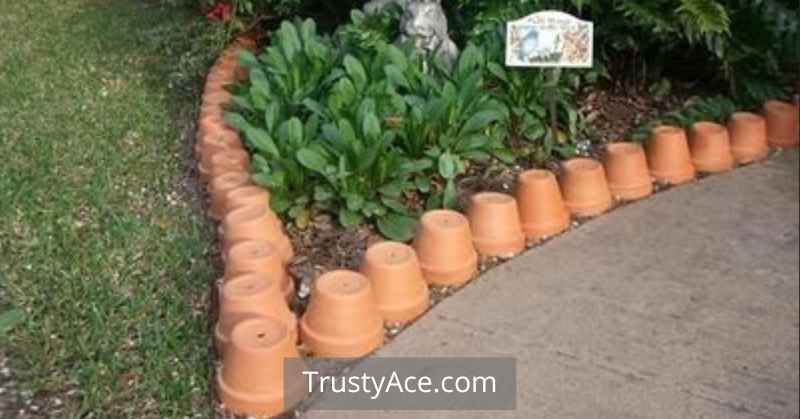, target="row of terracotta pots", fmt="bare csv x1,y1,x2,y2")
196,38,304,417
204,38,798,417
